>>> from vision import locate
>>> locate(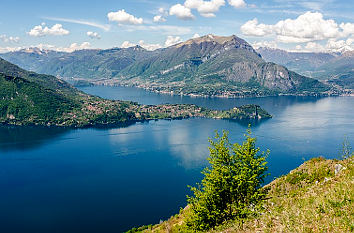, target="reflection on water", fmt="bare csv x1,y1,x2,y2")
0,85,353,233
